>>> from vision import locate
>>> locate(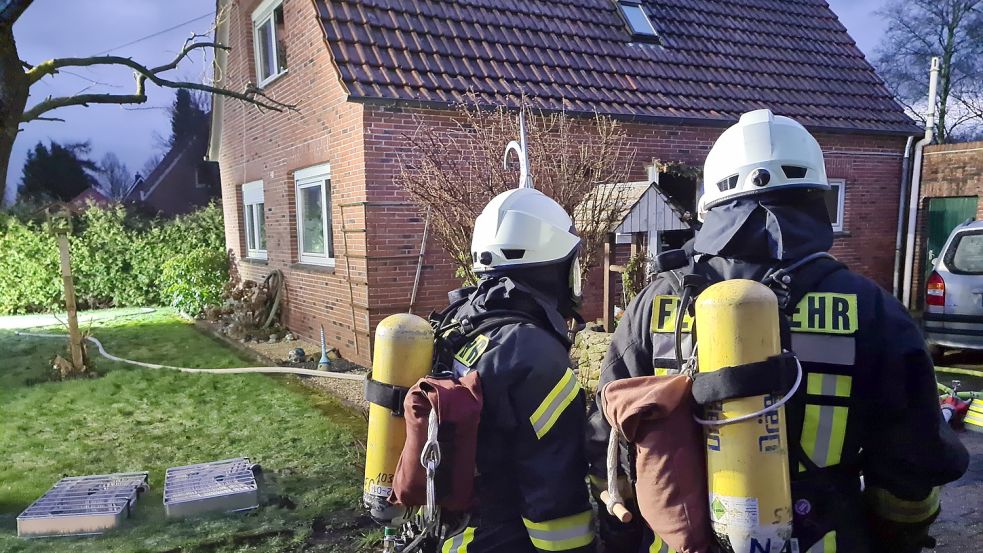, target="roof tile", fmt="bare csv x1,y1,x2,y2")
316,0,917,133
